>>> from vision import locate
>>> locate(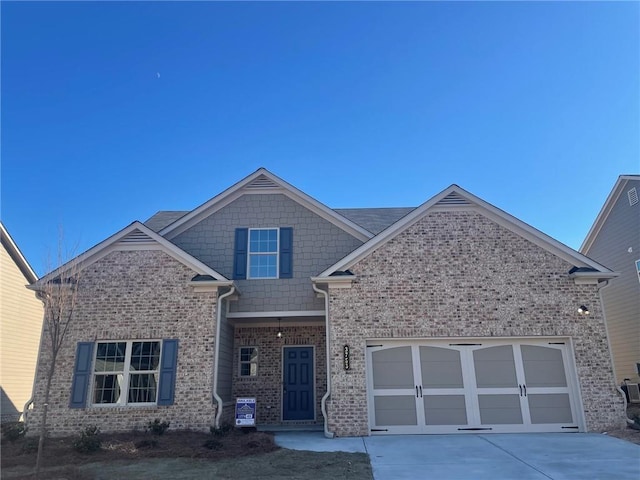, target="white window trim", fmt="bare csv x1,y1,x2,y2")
247,228,279,279
91,339,162,407
239,346,259,377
